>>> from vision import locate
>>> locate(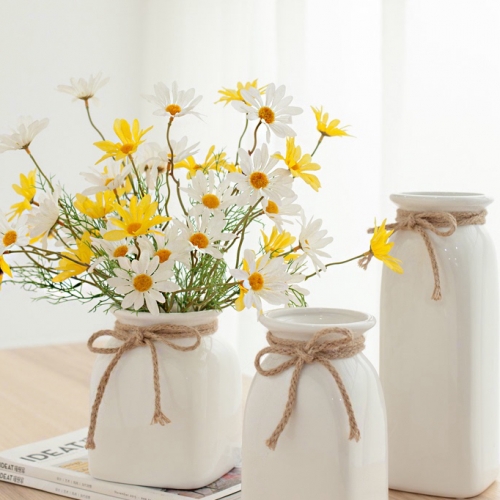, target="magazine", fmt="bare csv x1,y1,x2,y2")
0,429,241,500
